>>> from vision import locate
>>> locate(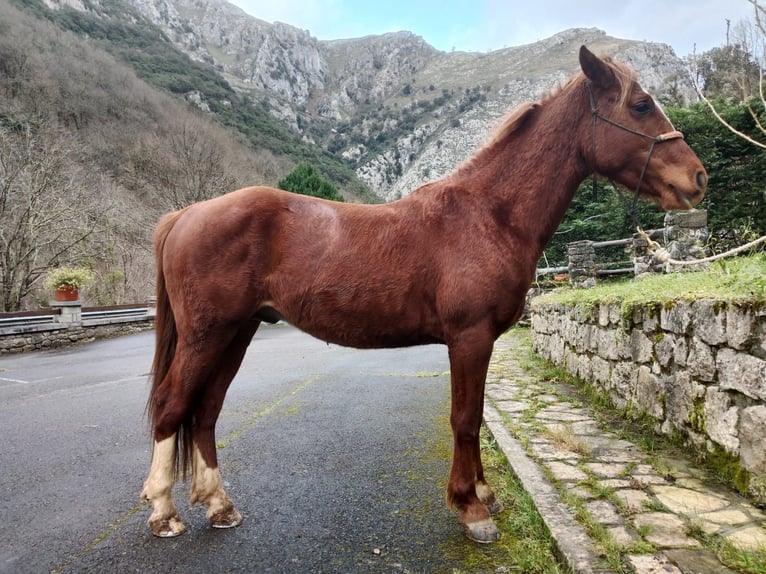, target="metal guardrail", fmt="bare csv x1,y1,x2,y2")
0,313,60,328
81,307,152,327
0,304,153,335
